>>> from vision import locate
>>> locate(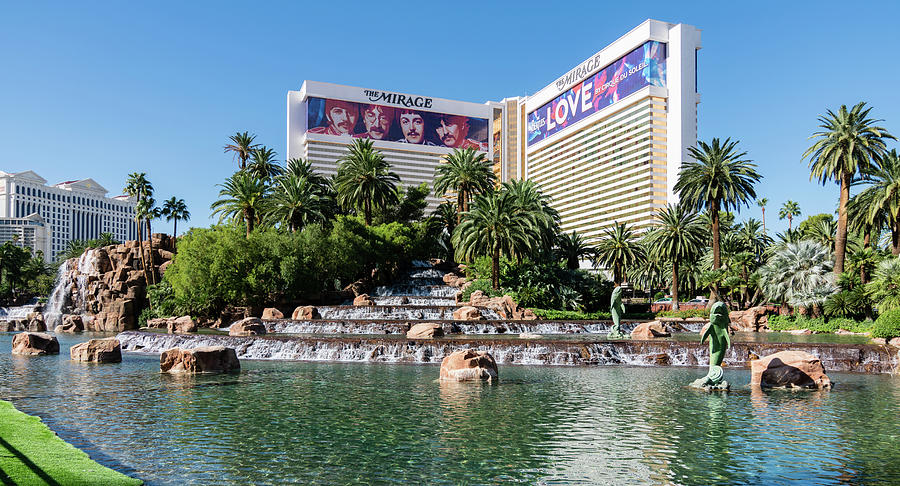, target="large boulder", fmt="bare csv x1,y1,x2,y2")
406,323,444,339
229,317,267,336
353,294,376,306
167,316,197,334
160,346,240,373
54,314,84,333
440,349,498,382
292,305,321,320
11,332,60,356
70,338,122,363
442,273,460,287
261,307,284,320
453,306,482,321
730,306,769,332
466,292,534,320
630,321,671,339
27,313,46,332
750,350,832,389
